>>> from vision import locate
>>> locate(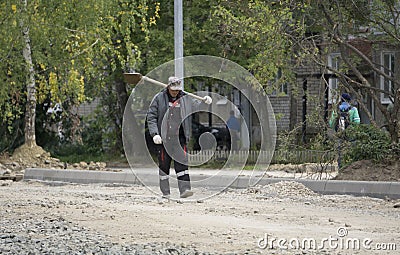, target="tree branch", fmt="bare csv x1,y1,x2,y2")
37,38,99,74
